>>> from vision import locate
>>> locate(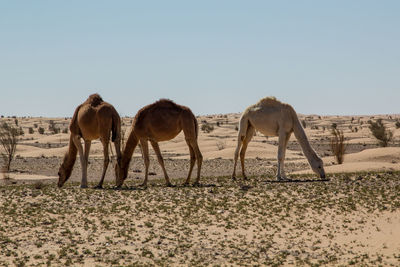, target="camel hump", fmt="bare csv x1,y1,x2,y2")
86,93,104,107
154,98,179,108
257,96,282,106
